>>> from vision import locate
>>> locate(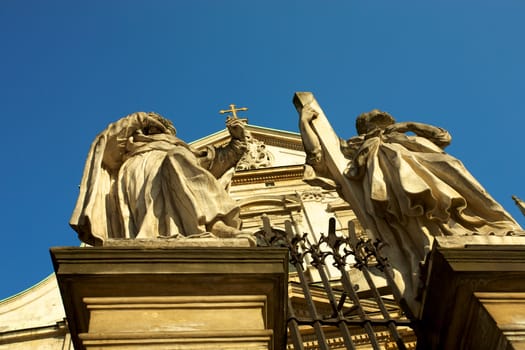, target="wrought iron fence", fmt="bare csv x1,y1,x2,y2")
256,216,417,350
